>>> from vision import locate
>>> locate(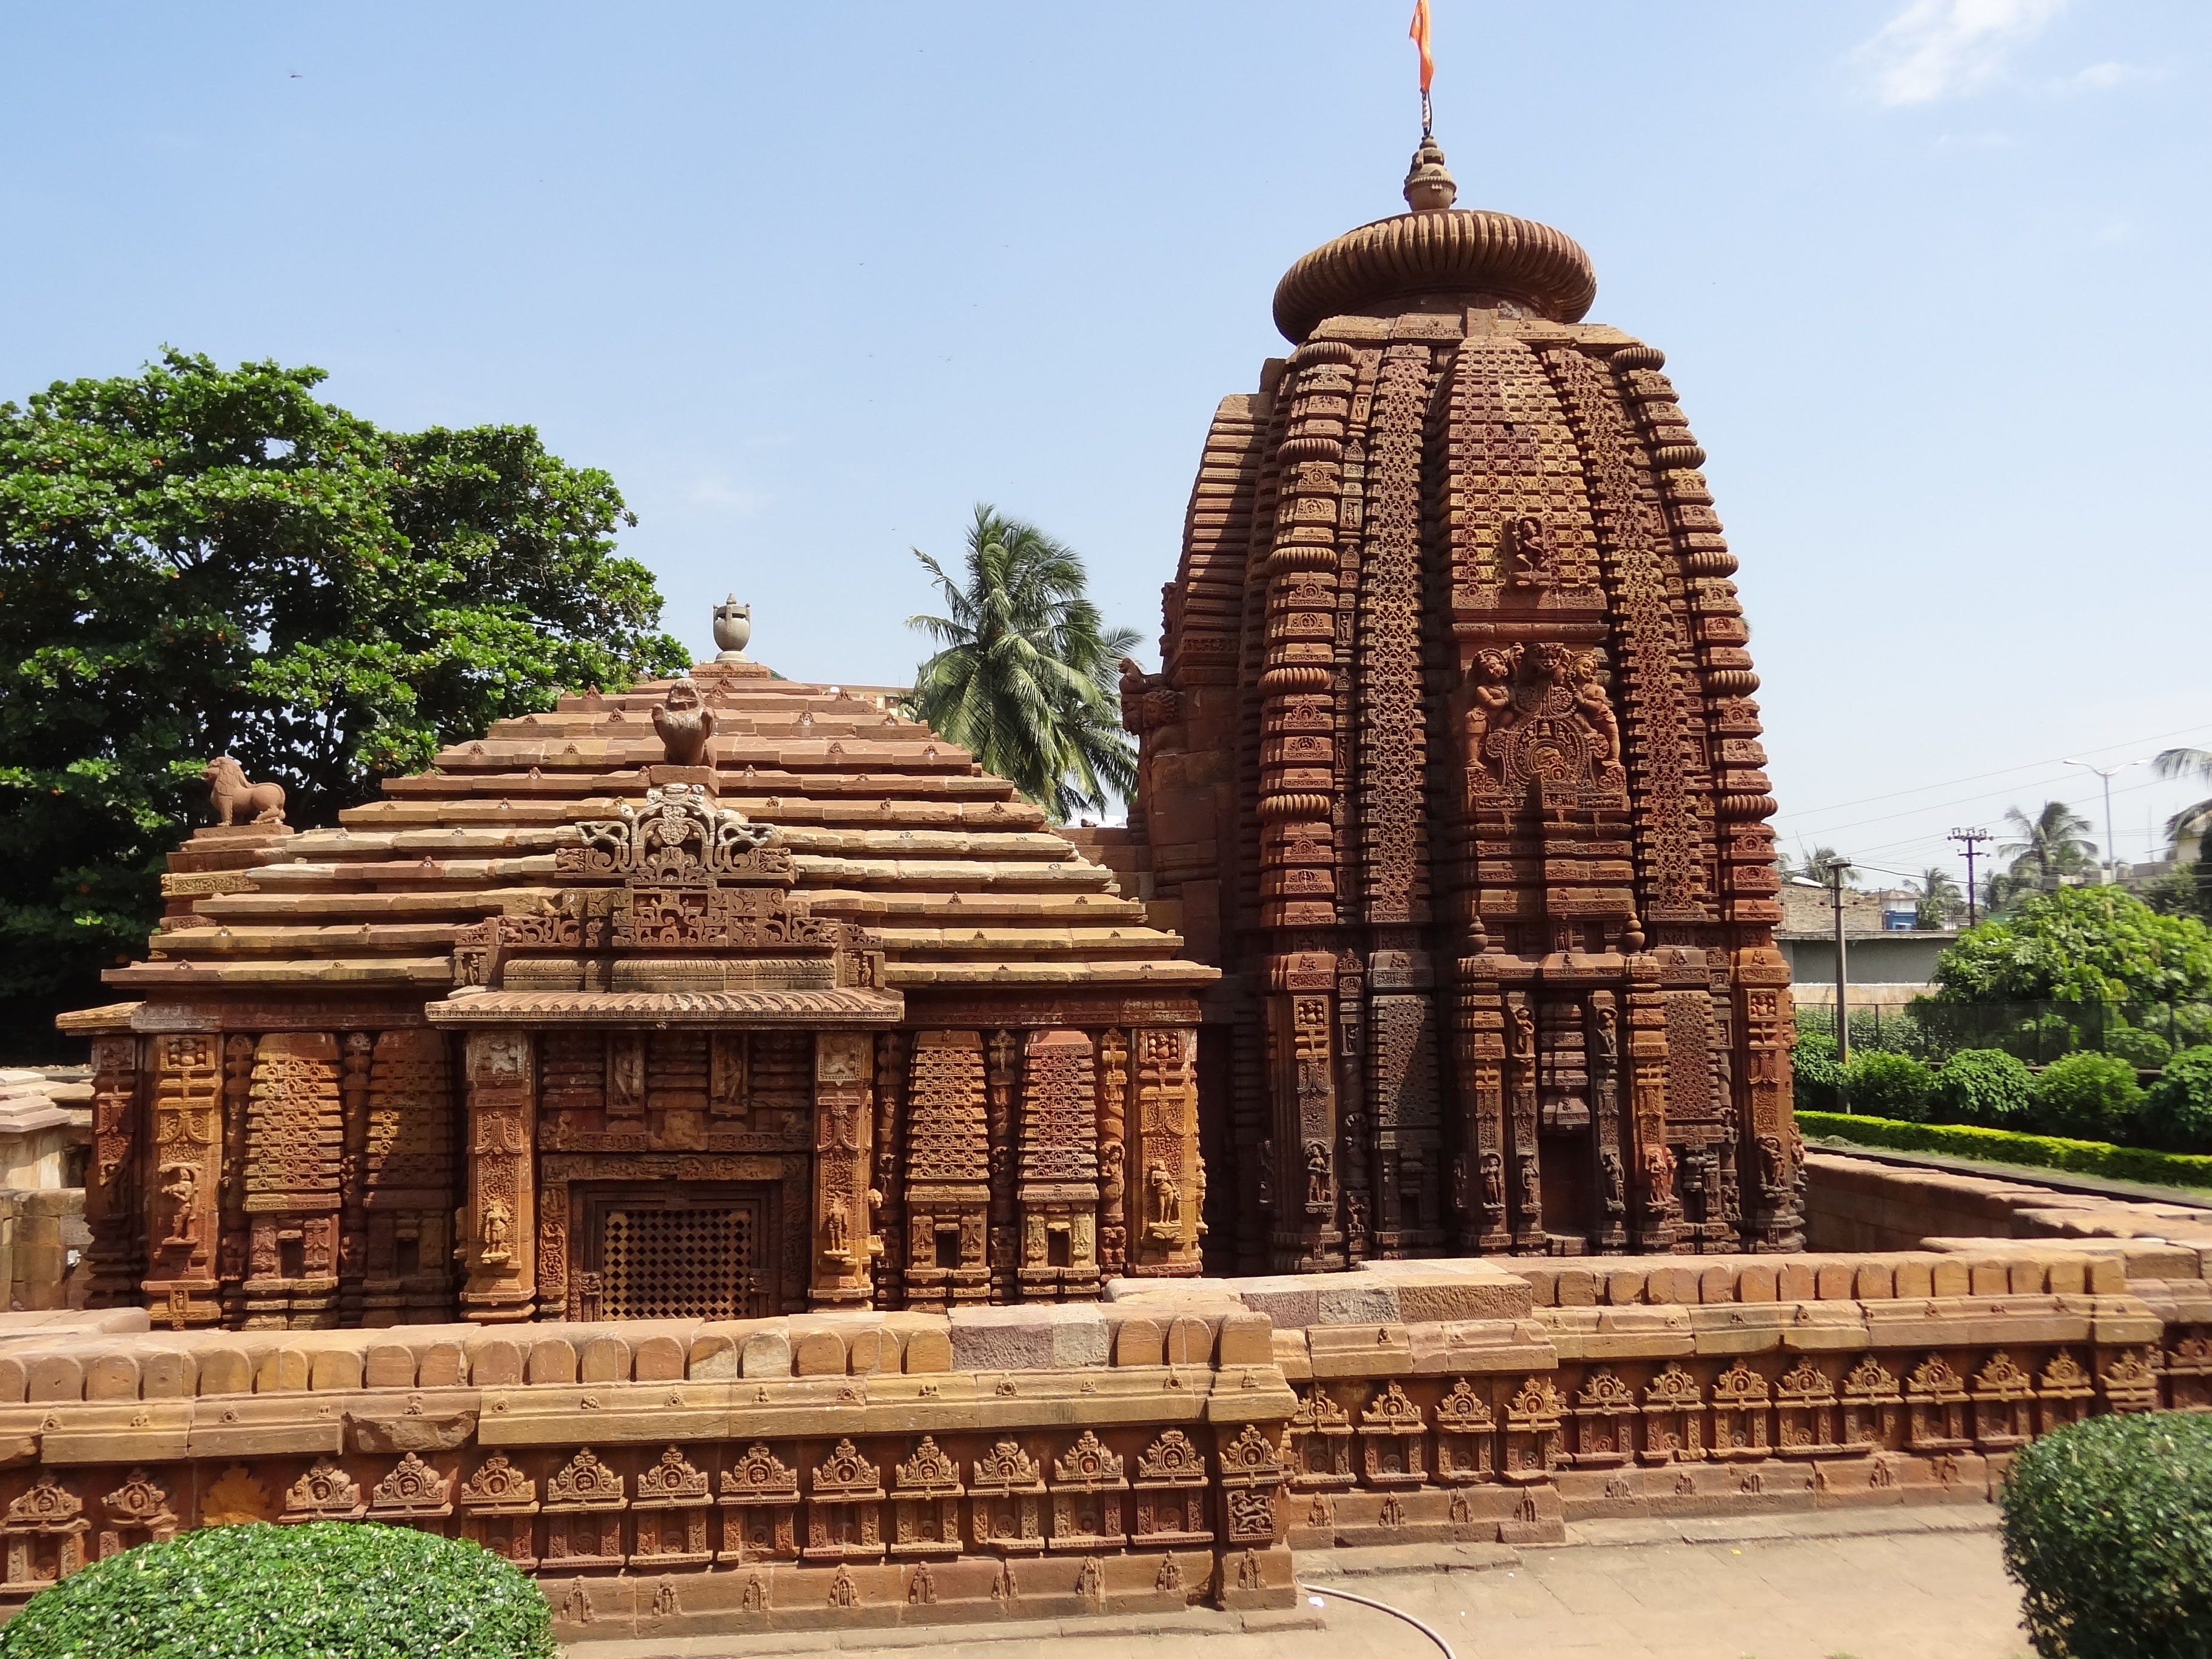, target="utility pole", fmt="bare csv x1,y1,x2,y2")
1828,856,1853,1109
2063,759,2146,885
1948,827,1991,927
